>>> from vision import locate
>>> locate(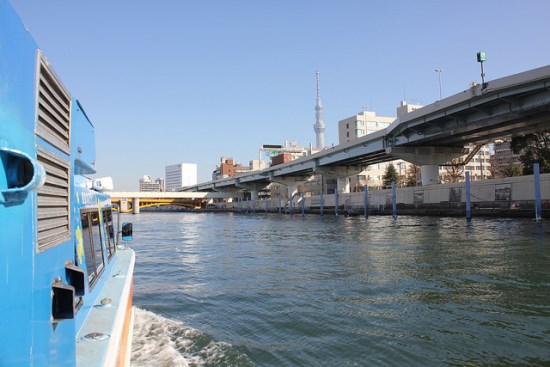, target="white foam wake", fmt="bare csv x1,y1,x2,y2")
131,307,240,367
